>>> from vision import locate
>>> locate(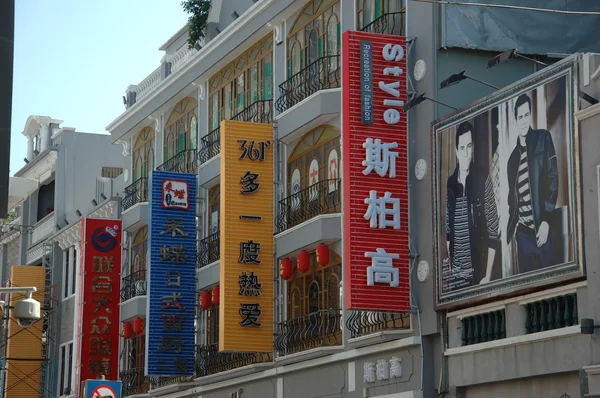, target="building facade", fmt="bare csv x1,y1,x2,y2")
0,115,126,397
